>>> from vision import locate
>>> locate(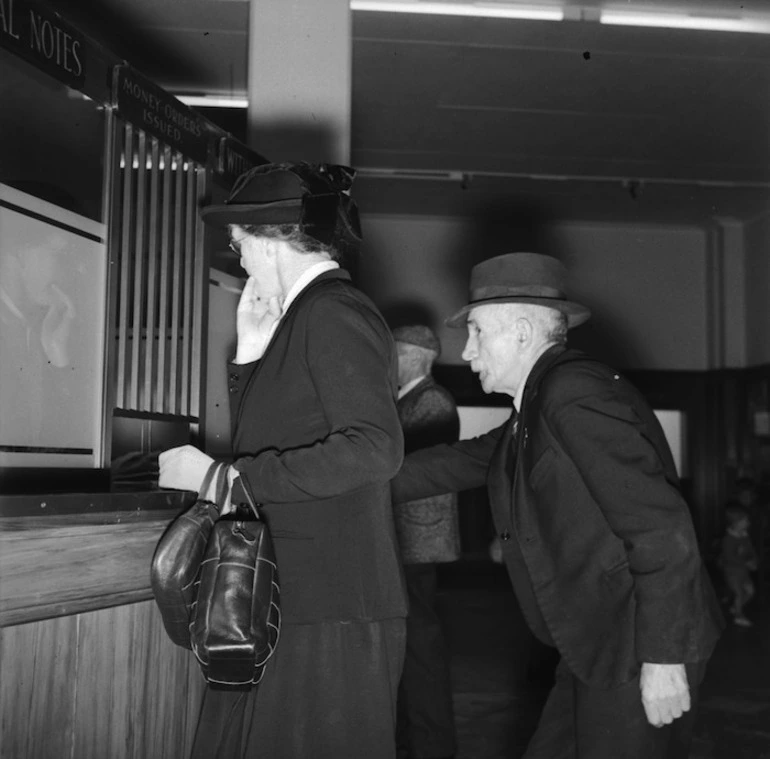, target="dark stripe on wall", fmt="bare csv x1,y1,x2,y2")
0,200,104,244
0,446,93,455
